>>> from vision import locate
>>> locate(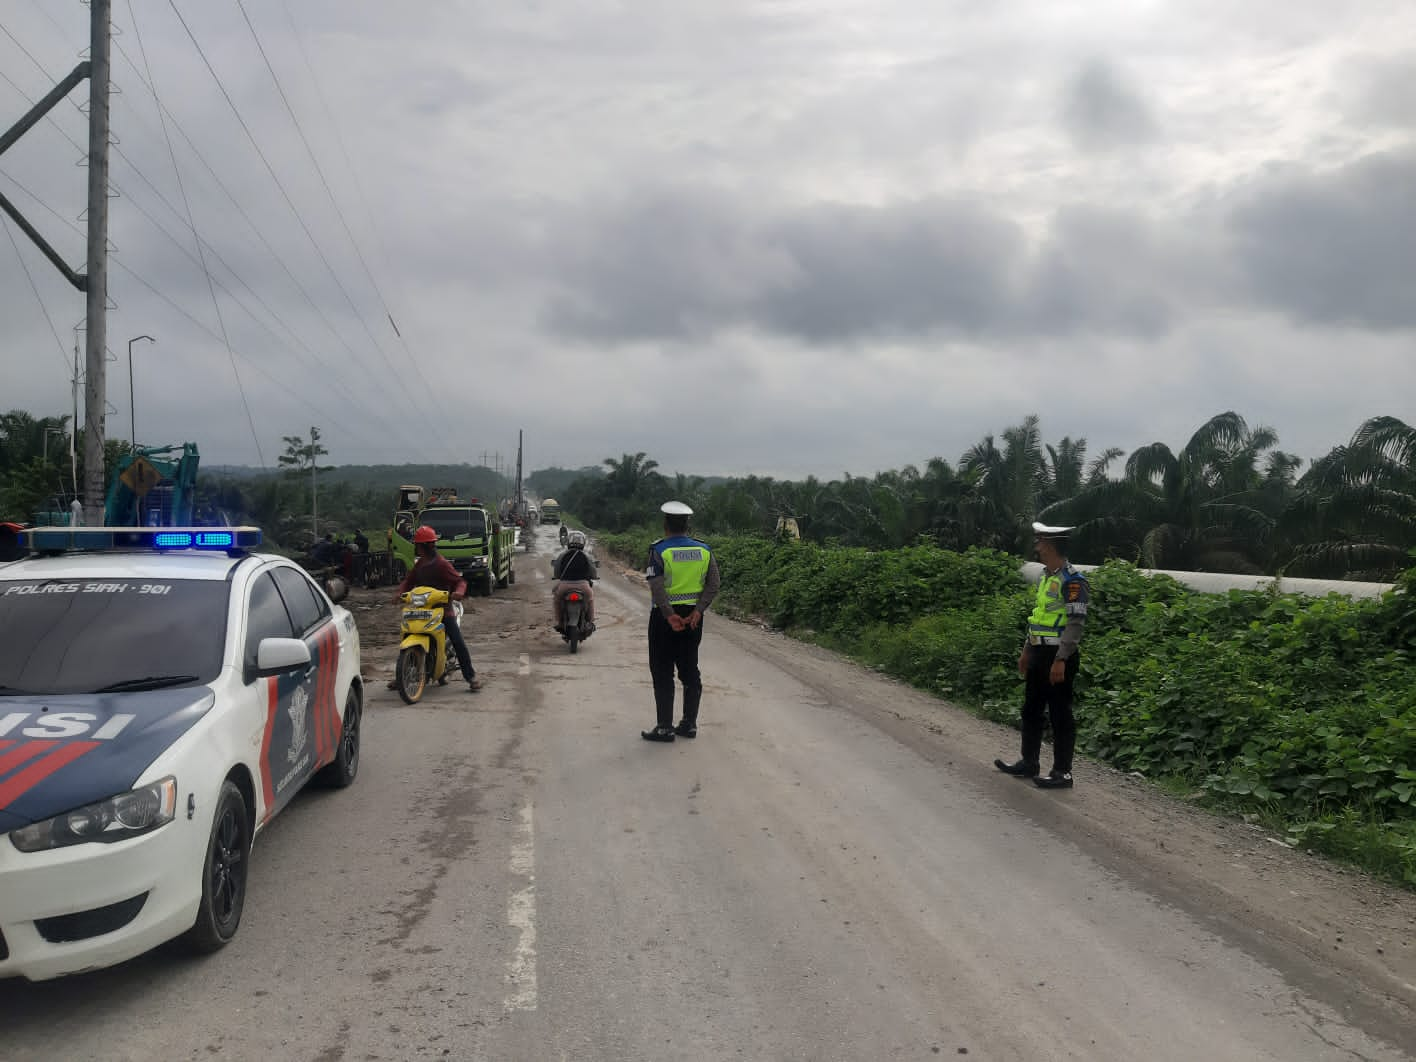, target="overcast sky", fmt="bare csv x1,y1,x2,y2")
2,1,1414,480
